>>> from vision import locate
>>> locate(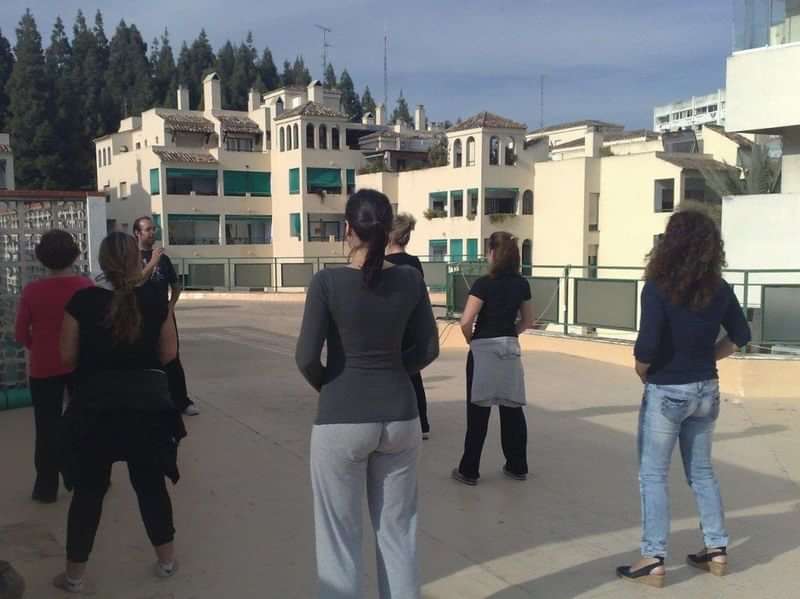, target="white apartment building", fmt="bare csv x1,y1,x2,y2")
0,133,14,191
653,90,727,133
